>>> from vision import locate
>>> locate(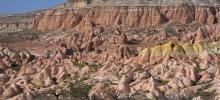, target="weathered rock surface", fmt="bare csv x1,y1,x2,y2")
1,0,220,100
136,41,217,65
33,5,220,32
68,0,220,6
